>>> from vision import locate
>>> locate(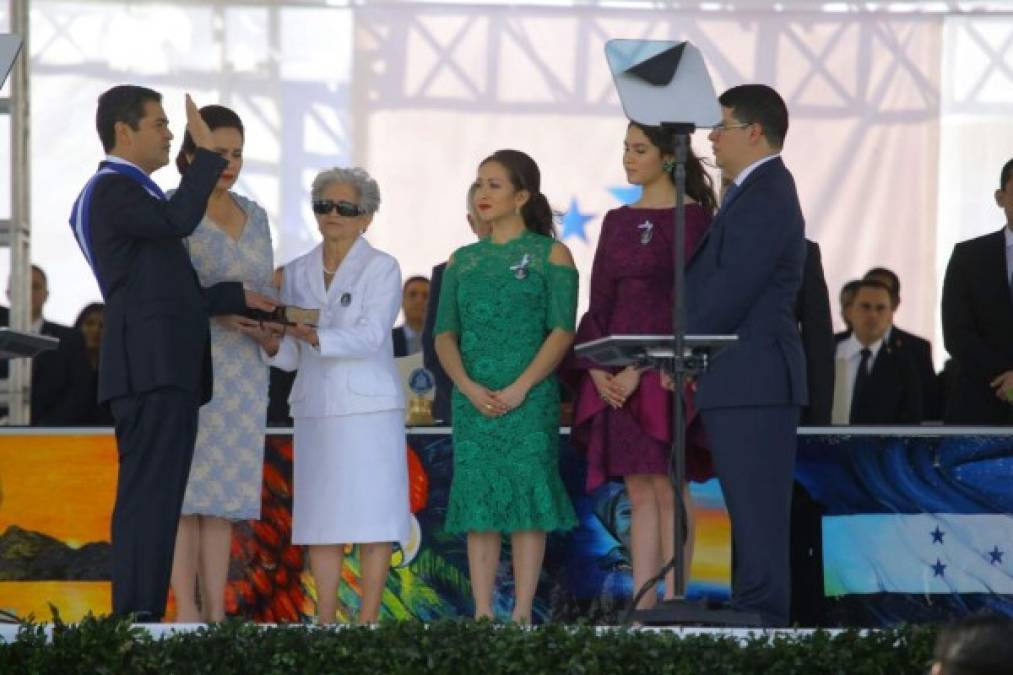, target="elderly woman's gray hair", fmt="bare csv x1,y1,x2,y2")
311,167,381,214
